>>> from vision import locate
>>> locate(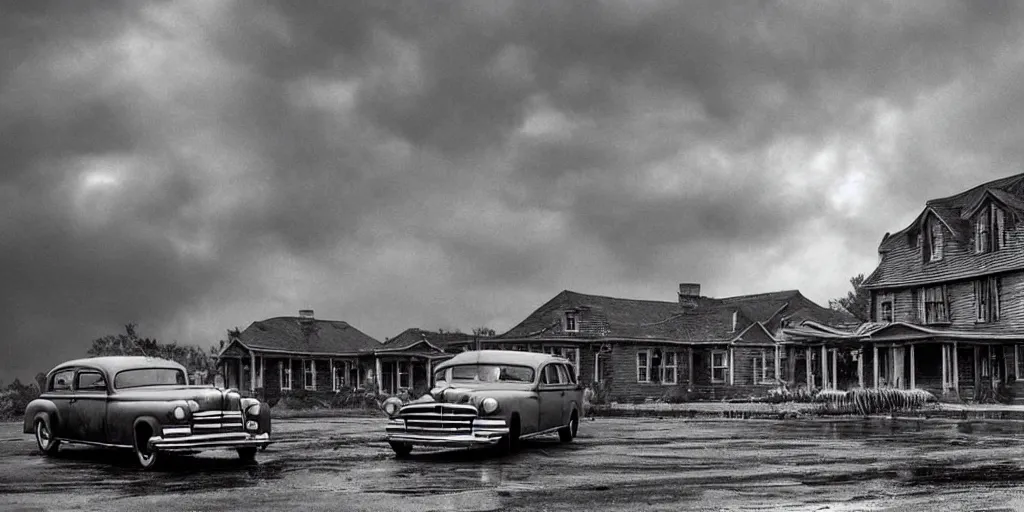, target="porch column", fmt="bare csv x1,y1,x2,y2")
688,348,695,386
805,347,812,389
857,347,864,388
774,345,781,383
952,341,959,394
941,344,948,394
831,349,838,389
375,356,383,395
873,345,879,388
729,348,735,385
909,344,916,389
426,358,433,388
250,352,257,392
821,345,828,390
787,346,797,385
